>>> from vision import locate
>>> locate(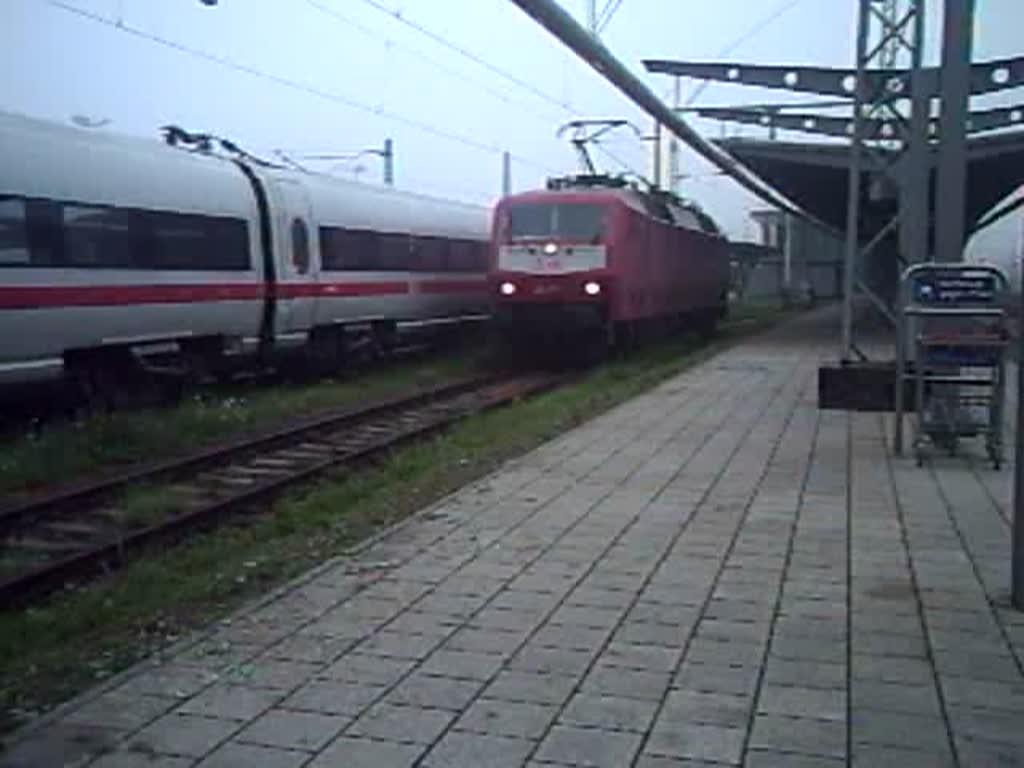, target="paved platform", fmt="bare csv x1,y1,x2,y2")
4,307,1024,767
